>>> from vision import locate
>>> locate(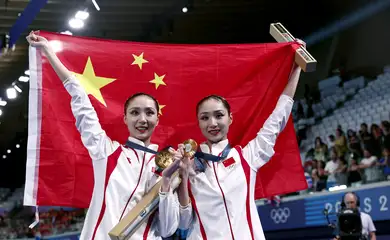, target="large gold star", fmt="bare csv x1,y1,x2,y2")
158,104,166,115
150,73,166,89
132,52,148,70
72,57,116,107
